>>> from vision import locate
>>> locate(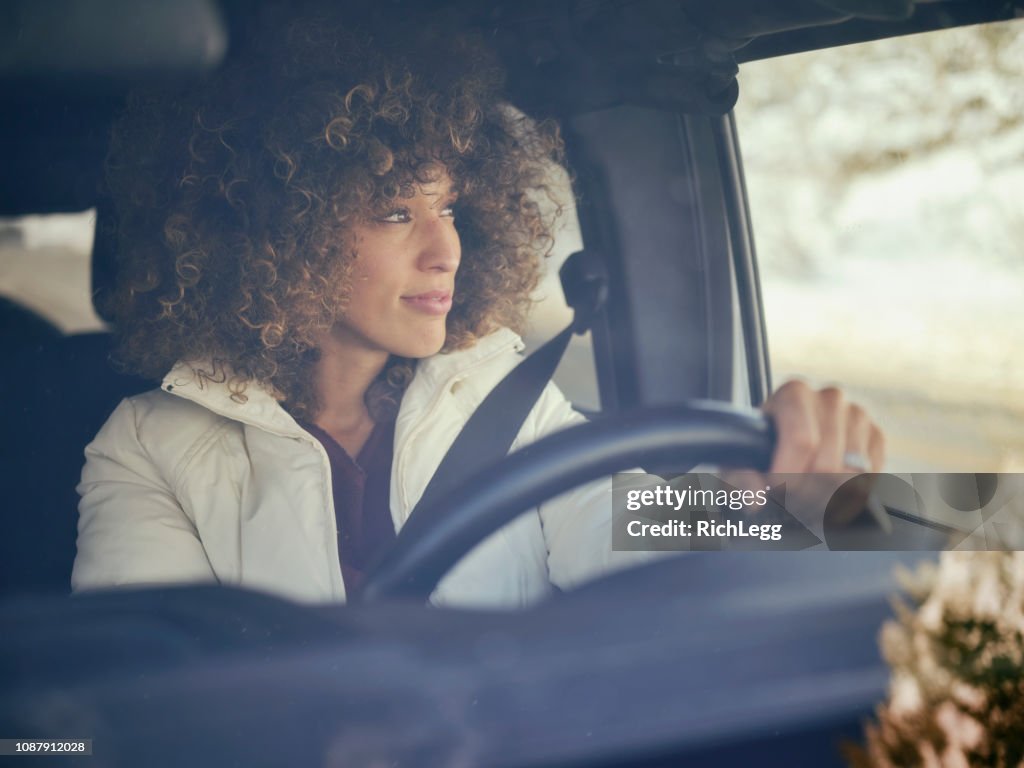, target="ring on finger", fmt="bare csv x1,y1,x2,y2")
842,451,871,473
